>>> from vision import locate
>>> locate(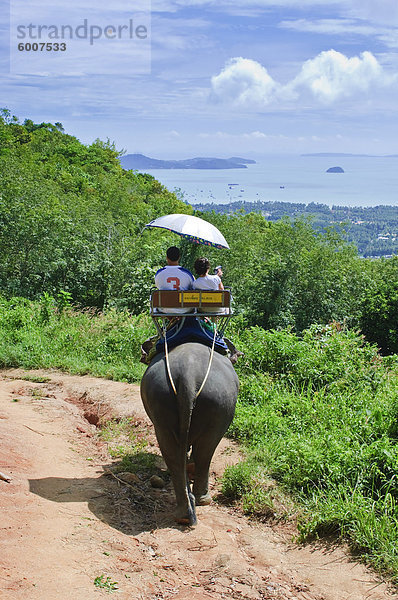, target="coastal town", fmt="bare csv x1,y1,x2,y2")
193,200,398,258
